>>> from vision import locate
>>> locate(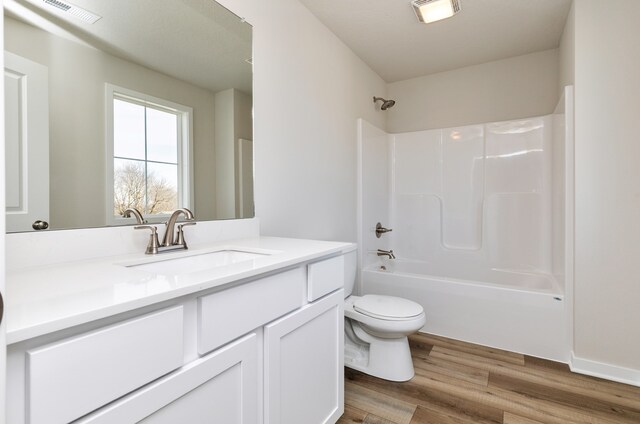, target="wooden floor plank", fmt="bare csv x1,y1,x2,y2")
409,369,617,424
430,342,639,398
409,404,489,424
340,333,640,424
429,345,524,371
347,369,503,424
337,405,368,424
363,415,398,424
523,356,571,373
413,354,490,386
430,344,640,411
345,380,416,424
411,333,525,365
503,412,546,424
489,373,640,424
408,337,433,360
